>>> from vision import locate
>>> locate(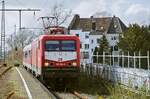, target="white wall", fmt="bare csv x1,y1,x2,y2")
89,35,102,63
106,34,119,46
89,34,120,63
70,30,121,64
70,30,90,64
